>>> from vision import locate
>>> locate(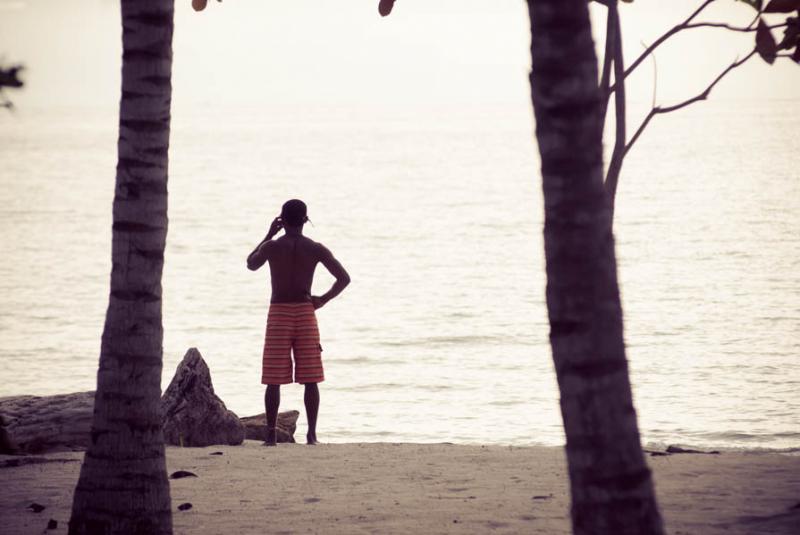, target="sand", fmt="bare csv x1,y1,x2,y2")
2,442,799,534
